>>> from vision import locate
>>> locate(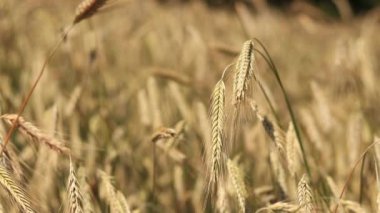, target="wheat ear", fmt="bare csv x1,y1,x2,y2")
0,165,34,213
227,158,247,213
1,114,70,155
73,0,108,24
67,159,83,213
209,80,226,188
297,174,314,212
286,122,301,177
233,40,255,105
98,171,125,213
